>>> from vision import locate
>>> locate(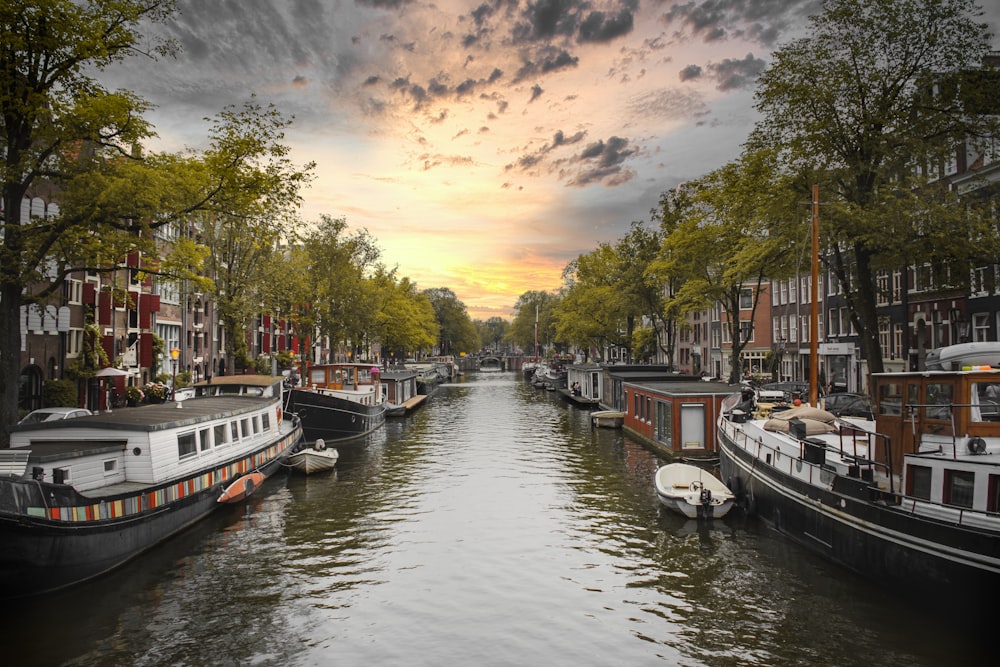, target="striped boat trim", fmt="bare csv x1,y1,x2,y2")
32,430,299,522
